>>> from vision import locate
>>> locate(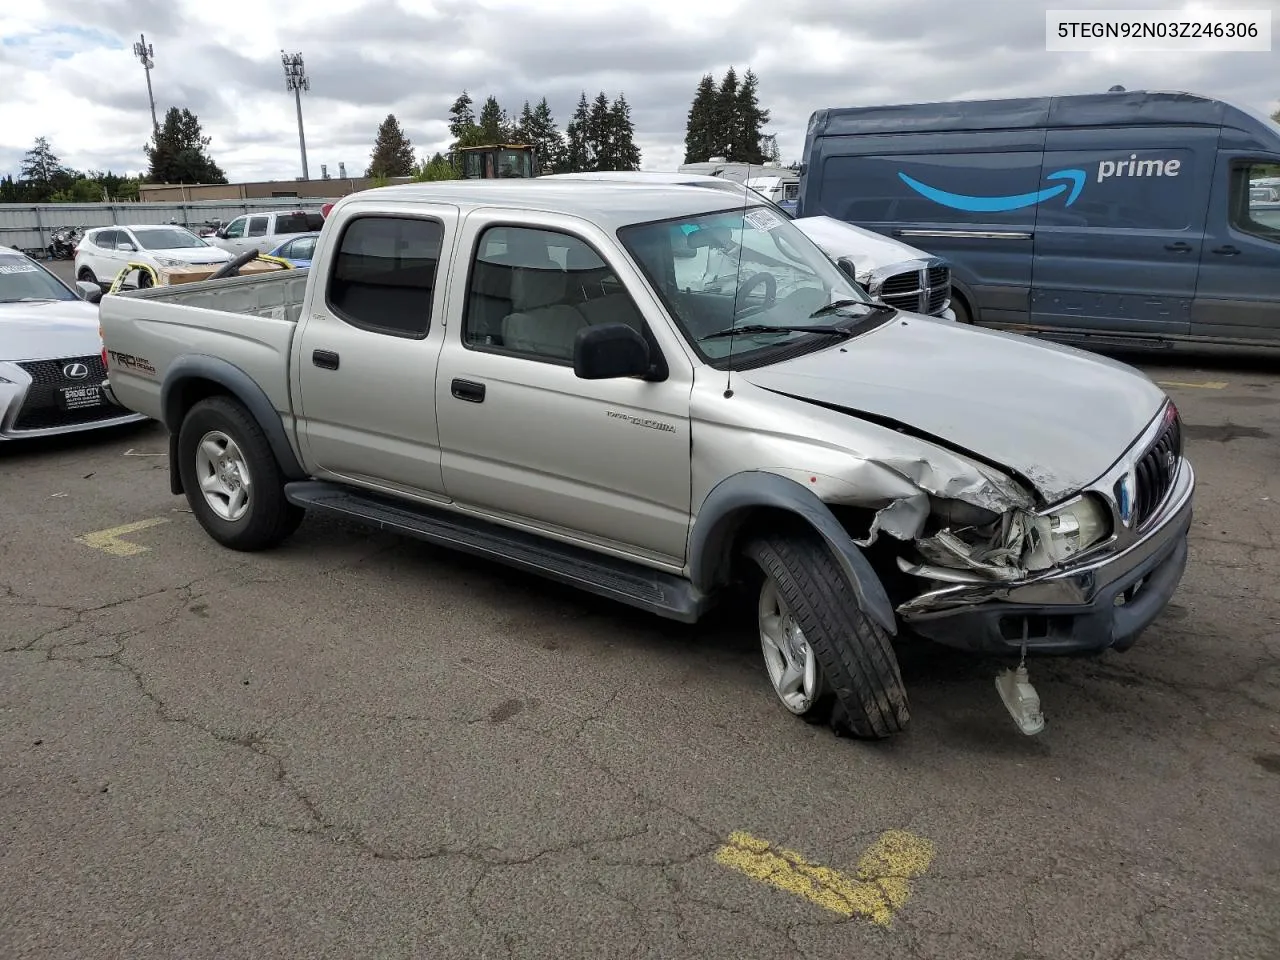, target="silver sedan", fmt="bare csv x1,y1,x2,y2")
0,249,148,440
